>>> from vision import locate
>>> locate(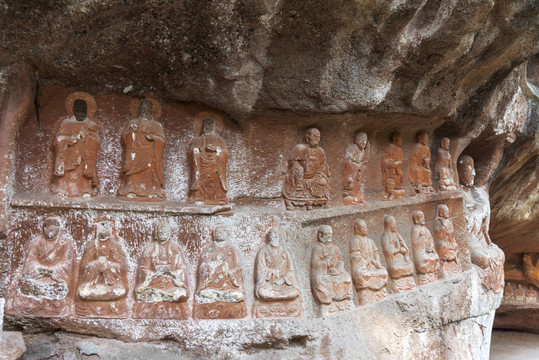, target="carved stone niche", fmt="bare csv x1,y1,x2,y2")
75,222,129,318
381,215,416,293
407,130,435,196
253,228,302,318
194,225,246,319
434,204,461,278
50,92,101,198
117,98,166,202
342,132,369,206
349,219,388,306
311,225,355,316
12,216,75,317
381,131,405,201
134,221,190,320
411,210,440,286
282,127,331,210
